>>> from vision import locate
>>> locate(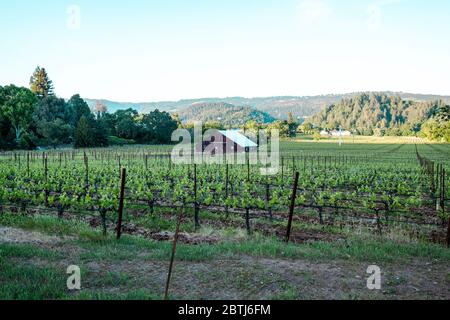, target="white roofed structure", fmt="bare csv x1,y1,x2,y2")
218,130,258,148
